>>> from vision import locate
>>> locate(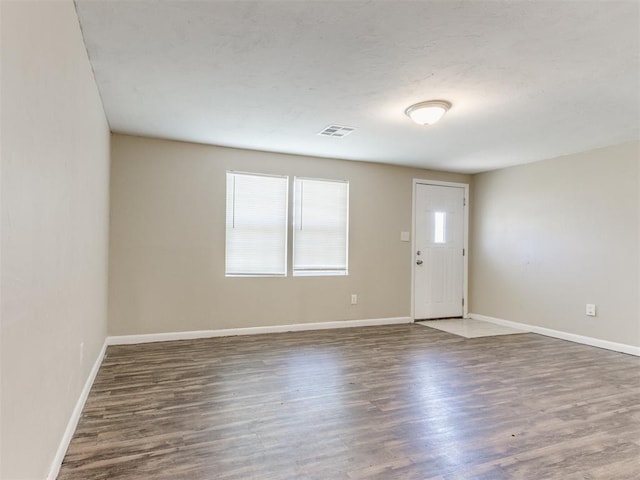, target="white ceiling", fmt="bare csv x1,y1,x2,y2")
75,0,639,173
